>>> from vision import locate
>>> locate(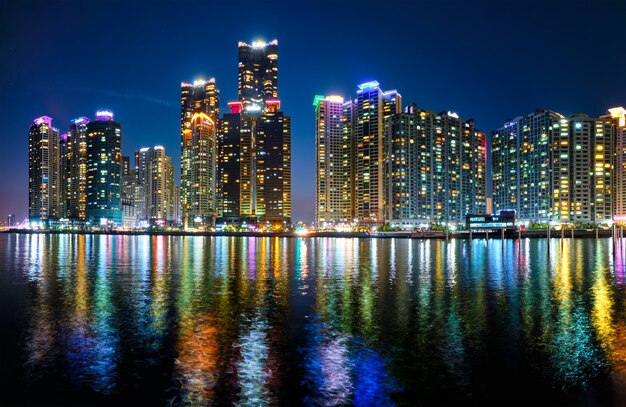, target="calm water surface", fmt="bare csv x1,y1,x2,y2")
2,234,626,406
